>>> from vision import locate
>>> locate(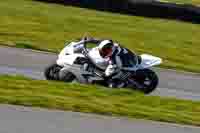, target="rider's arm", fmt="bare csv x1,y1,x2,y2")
105,56,122,77
105,64,118,77
104,45,123,77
